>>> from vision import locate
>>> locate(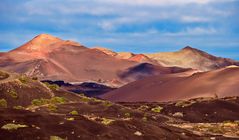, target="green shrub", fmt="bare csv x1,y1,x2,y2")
8,89,18,99
48,104,57,112
66,117,75,121
13,106,25,110
151,106,163,113
103,101,113,107
91,98,103,103
31,97,66,106
50,97,66,104
80,96,91,102
50,136,65,140
44,82,59,91
0,71,9,80
31,98,50,106
18,76,29,84
101,118,114,125
69,110,78,115
124,113,131,118
1,123,28,130
0,99,7,108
